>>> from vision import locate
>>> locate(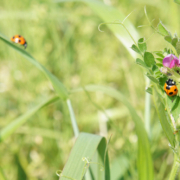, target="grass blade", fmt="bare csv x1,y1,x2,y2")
71,85,154,180
67,99,79,138
153,87,175,147
59,132,110,180
0,32,68,100
0,96,59,142
55,0,139,58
